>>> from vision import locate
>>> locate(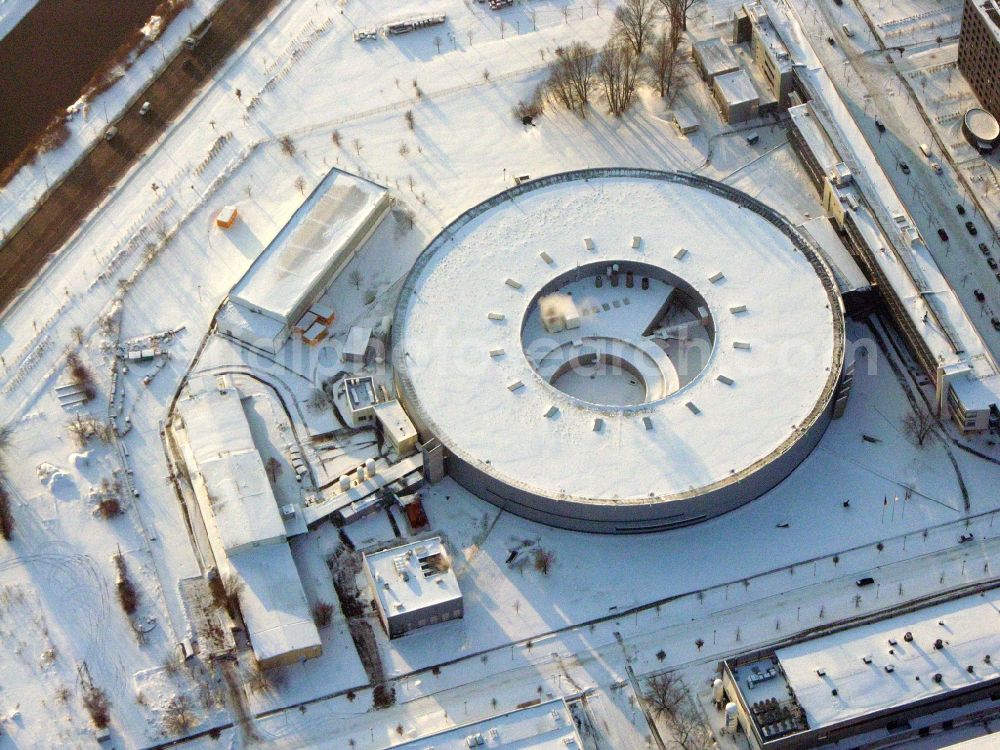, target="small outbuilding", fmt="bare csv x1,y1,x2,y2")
343,325,372,363
374,399,418,457
363,536,462,638
216,205,239,229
